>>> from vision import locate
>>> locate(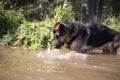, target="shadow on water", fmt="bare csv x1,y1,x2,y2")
0,47,120,80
